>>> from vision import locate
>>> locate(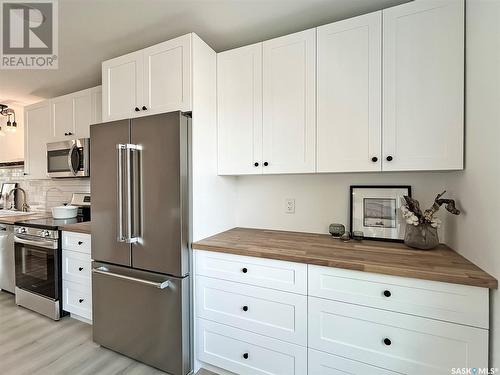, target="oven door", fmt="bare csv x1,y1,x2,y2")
14,235,59,300
47,139,90,178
